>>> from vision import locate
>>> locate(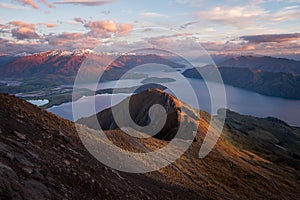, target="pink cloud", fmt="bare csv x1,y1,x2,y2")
39,0,55,8
8,21,39,40
8,20,56,40
40,19,132,50
119,23,132,33
74,17,85,24
0,2,27,9
46,32,84,44
45,32,101,49
54,0,115,6
9,21,57,28
9,21,36,29
15,0,55,9
75,18,133,37
11,27,40,40
240,33,300,44
197,6,266,28
85,20,118,33
39,23,57,27
16,0,39,9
